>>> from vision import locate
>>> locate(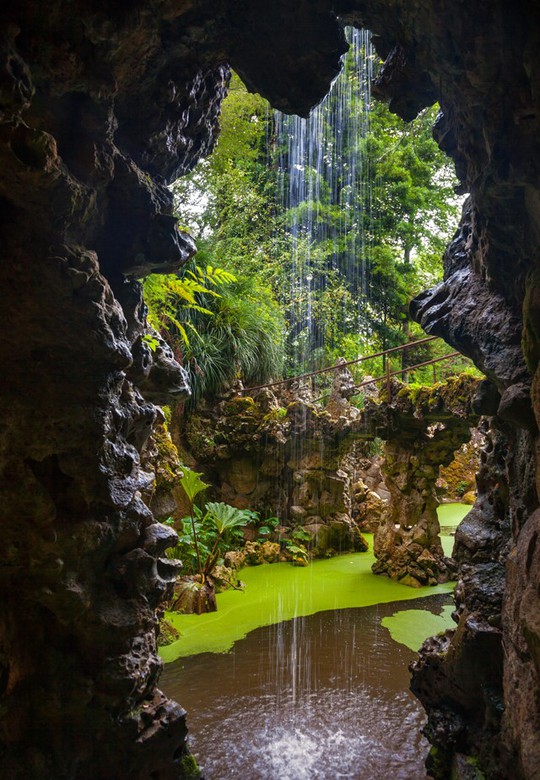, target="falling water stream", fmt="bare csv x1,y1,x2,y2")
276,27,374,372
160,29,466,779
161,595,448,780
160,507,468,778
